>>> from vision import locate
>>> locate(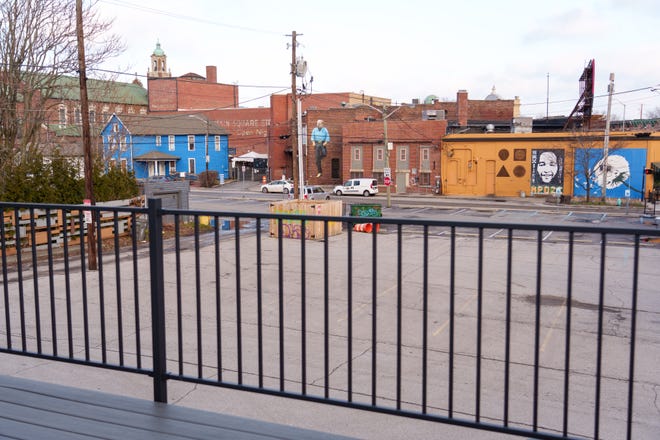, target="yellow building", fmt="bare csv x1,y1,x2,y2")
441,131,660,199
